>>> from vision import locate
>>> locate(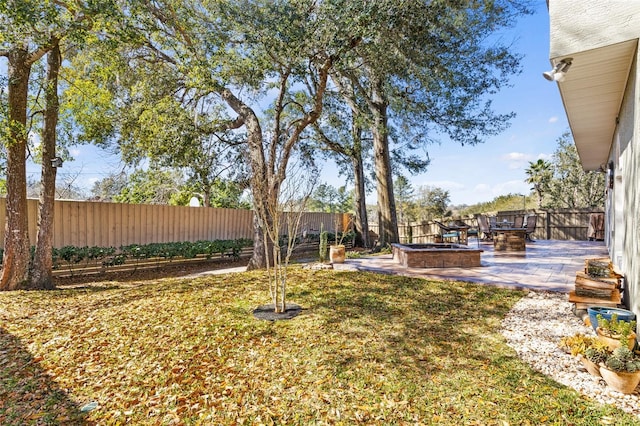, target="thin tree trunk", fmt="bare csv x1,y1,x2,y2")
0,48,32,291
31,43,60,290
351,126,370,248
371,77,398,247
247,212,269,271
